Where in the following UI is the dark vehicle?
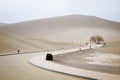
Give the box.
[46,53,53,60]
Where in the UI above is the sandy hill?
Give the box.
[0,15,120,42]
[0,23,7,27]
[0,15,120,54]
[0,32,74,54]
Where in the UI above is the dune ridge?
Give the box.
[0,15,120,54]
[0,32,75,54]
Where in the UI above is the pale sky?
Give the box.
[0,0,120,23]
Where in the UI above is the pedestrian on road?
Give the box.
[17,50,20,53]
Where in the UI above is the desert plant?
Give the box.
[90,35,104,44]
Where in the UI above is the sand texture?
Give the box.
[54,44,120,74]
[0,15,120,42]
[0,53,88,80]
[0,32,76,54]
[0,15,120,54]
[96,41,120,54]
[0,15,120,79]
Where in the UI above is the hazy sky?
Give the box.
[0,0,120,23]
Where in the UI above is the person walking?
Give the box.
[17,50,20,53]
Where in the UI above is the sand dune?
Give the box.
[0,15,120,42]
[0,32,37,54]
[0,15,120,80]
[0,15,120,53]
[0,23,7,27]
[0,32,75,54]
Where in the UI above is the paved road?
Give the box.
[29,44,120,80]
[0,50,87,80]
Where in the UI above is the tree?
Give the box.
[90,35,104,44]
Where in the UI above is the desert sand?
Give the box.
[0,15,120,42]
[54,48,120,74]
[0,23,7,26]
[0,15,120,80]
[53,40,120,75]
[96,41,120,54]
[0,32,77,54]
[0,53,87,80]
[0,15,120,53]
[0,15,120,54]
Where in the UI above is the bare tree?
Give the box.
[90,35,104,44]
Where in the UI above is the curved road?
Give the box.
[0,50,86,80]
[29,44,120,80]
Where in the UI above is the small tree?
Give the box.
[90,35,104,44]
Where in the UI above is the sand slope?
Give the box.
[96,41,120,54]
[0,32,75,54]
[0,15,120,53]
[0,15,120,42]
[0,32,37,54]
[0,15,120,80]
[0,52,87,80]
[0,23,7,27]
